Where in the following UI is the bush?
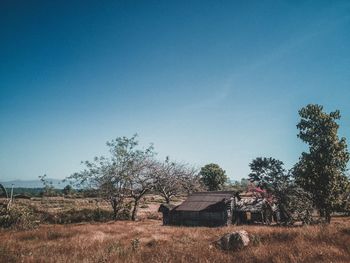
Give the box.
[42,208,115,224]
[145,212,161,220]
[0,205,38,230]
[116,203,131,220]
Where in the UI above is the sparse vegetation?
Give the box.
[1,104,349,262]
[0,204,38,230]
[0,217,349,263]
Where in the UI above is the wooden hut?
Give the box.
[159,191,234,227]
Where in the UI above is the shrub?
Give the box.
[116,202,131,220]
[145,212,161,220]
[0,205,38,230]
[46,208,115,224]
[131,238,140,251]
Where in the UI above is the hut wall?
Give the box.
[168,210,229,227]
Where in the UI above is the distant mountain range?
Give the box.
[1,179,66,189]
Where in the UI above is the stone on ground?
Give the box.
[216,230,250,251]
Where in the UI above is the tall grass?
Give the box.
[1,217,349,263]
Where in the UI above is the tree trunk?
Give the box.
[279,204,292,225]
[131,199,139,221]
[111,197,118,220]
[165,195,170,204]
[319,209,324,217]
[325,210,331,224]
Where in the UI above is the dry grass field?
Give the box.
[1,214,349,263]
[0,195,177,224]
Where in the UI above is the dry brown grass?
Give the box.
[0,195,181,225]
[1,217,349,263]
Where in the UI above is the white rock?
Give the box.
[216,230,250,251]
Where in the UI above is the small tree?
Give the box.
[199,163,227,191]
[39,174,56,197]
[294,104,350,223]
[69,134,156,221]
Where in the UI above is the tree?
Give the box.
[127,156,156,221]
[249,157,289,193]
[294,104,350,223]
[249,157,313,224]
[39,174,56,197]
[199,163,227,191]
[153,157,198,203]
[69,134,156,221]
[179,168,203,195]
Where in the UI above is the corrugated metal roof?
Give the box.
[235,197,267,212]
[174,191,234,212]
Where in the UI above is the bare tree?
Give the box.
[127,157,156,221]
[153,157,193,203]
[179,165,202,195]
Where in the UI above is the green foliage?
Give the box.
[294,104,350,222]
[279,185,314,224]
[39,174,57,197]
[341,178,350,215]
[69,134,156,221]
[249,157,289,193]
[199,163,228,191]
[249,157,313,224]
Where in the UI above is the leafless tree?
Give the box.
[179,166,203,195]
[153,157,202,203]
[127,157,157,221]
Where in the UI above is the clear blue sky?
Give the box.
[1,0,350,181]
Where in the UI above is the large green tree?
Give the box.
[199,163,227,191]
[294,104,349,223]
